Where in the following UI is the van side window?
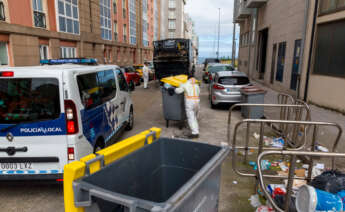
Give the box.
[77,73,103,109]
[98,70,117,102]
[117,70,128,91]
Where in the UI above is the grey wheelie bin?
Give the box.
[161,87,186,128]
[240,86,267,119]
[73,138,229,212]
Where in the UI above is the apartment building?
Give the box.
[0,0,160,67]
[299,0,345,112]
[160,0,185,39]
[234,0,345,113]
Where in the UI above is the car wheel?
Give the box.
[93,138,105,153]
[129,81,135,91]
[125,107,134,131]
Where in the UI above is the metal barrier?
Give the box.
[257,151,345,212]
[63,128,162,212]
[231,119,342,178]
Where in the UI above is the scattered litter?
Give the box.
[296,159,301,163]
[277,171,288,177]
[310,170,345,194]
[315,145,329,152]
[267,184,286,197]
[249,194,261,208]
[295,169,306,178]
[272,137,285,148]
[302,164,309,169]
[255,206,274,212]
[315,163,325,169]
[233,180,238,184]
[312,167,323,178]
[292,180,307,190]
[253,132,260,140]
[279,162,289,172]
[249,160,271,171]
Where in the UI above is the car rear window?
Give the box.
[0,78,60,124]
[219,77,250,85]
[209,65,234,73]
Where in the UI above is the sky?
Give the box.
[185,0,239,59]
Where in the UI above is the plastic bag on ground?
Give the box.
[310,170,345,194]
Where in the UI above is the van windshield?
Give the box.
[219,77,250,85]
[0,78,60,124]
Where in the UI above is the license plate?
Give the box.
[0,162,32,170]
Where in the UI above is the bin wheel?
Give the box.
[166,120,169,128]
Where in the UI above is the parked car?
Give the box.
[209,71,250,108]
[203,58,220,71]
[203,64,235,83]
[121,66,141,90]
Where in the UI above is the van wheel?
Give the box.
[94,139,105,153]
[125,107,134,131]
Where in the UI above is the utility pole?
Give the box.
[217,8,221,59]
[232,23,236,65]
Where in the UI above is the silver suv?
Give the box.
[209,71,250,108]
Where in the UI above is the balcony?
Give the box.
[246,0,267,8]
[234,0,252,23]
[34,11,46,28]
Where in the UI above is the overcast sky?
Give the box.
[185,0,238,58]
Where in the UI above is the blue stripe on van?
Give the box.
[0,114,67,137]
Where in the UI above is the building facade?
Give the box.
[160,0,185,39]
[0,0,160,67]
[234,0,345,113]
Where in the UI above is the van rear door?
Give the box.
[0,77,67,178]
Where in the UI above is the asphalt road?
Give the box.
[0,67,251,212]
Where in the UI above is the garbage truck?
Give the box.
[153,39,195,81]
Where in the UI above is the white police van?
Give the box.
[0,59,134,180]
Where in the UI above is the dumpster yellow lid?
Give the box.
[161,75,199,87]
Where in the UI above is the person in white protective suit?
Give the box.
[175,76,200,139]
[142,62,150,89]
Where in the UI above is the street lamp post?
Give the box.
[217,8,220,59]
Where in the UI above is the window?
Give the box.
[129,0,136,44]
[142,0,148,46]
[32,0,46,28]
[313,20,345,78]
[0,1,5,21]
[218,77,250,85]
[77,70,117,109]
[168,10,175,19]
[122,0,126,19]
[40,45,49,60]
[60,46,76,58]
[168,31,175,38]
[113,0,117,14]
[100,0,112,40]
[114,21,118,41]
[319,0,345,14]
[58,0,79,34]
[0,78,60,123]
[0,42,8,65]
[116,69,128,91]
[168,0,176,8]
[276,42,286,82]
[168,20,176,29]
[123,24,127,42]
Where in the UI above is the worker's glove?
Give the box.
[168,87,175,96]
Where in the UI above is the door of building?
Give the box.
[257,28,269,79]
[270,43,277,84]
[290,39,302,90]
